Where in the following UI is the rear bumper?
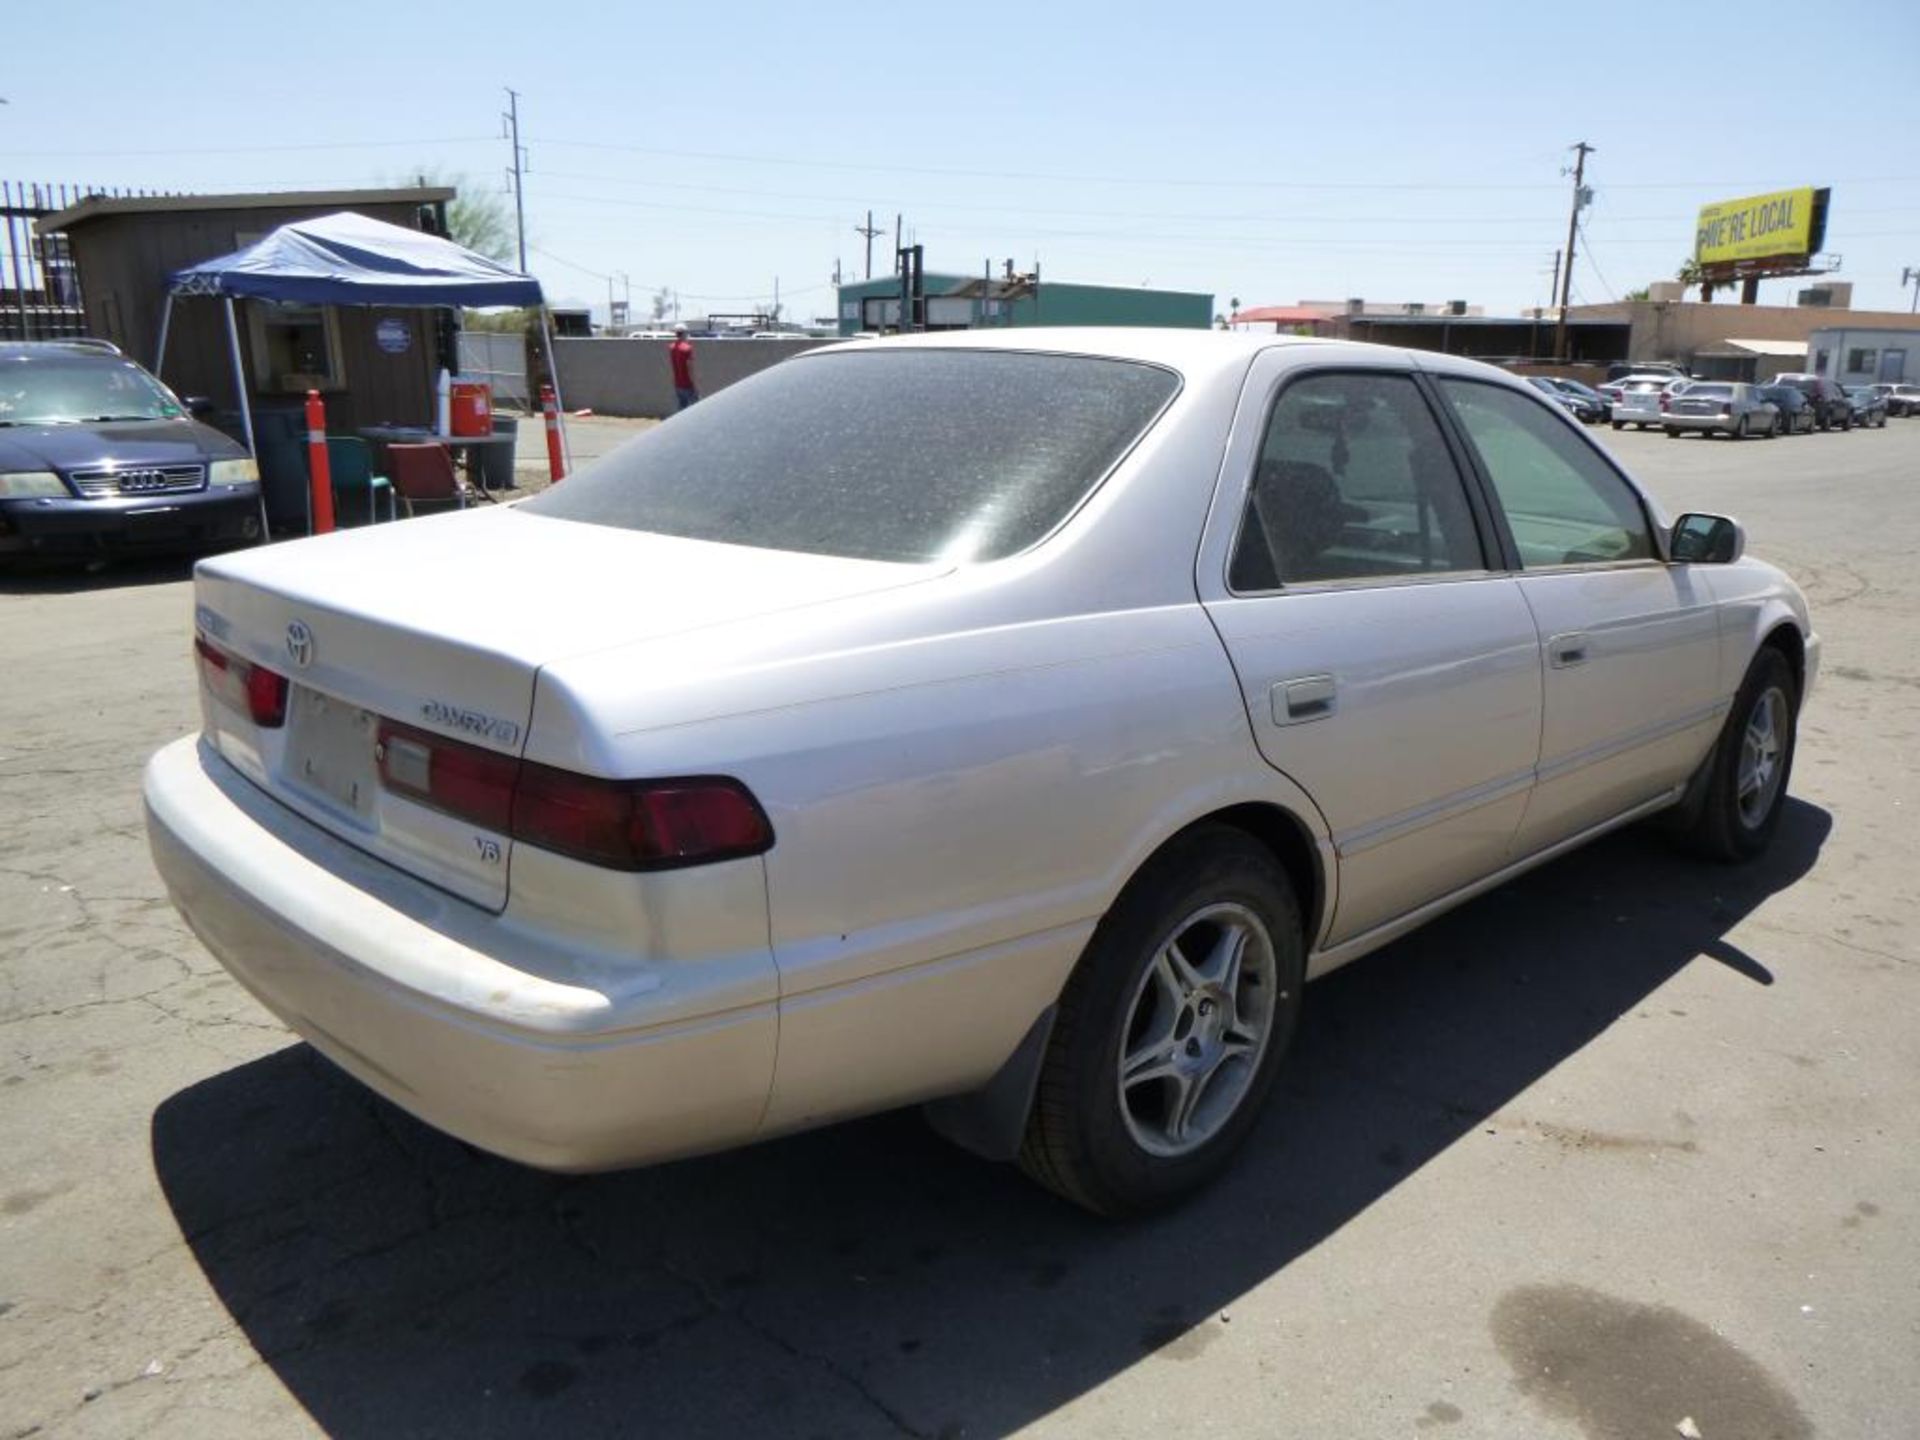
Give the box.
[143,735,777,1171]
[1662,414,1743,433]
[0,488,261,555]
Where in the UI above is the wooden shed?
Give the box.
[37,187,456,435]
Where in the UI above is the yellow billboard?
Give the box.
[1695,187,1818,266]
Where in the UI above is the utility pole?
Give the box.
[855,210,882,280]
[502,88,529,273]
[1554,142,1593,362]
[1904,266,1920,314]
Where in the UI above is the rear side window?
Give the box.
[522,350,1178,564]
[1439,379,1654,568]
[1229,371,1485,589]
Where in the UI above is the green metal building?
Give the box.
[836,270,1212,337]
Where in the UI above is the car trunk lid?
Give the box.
[192,507,935,910]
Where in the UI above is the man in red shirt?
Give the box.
[669,324,698,410]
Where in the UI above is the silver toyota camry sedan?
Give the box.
[145,330,1817,1216]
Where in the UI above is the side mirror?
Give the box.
[1670,512,1745,565]
[182,395,216,417]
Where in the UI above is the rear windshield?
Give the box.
[523,349,1180,563]
[1688,384,1734,398]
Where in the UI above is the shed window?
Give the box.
[247,301,346,394]
[1846,348,1876,374]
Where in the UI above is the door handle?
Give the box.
[1271,674,1336,725]
[1549,632,1591,668]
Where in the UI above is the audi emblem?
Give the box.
[118,469,170,493]
[285,620,315,669]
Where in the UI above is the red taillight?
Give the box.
[195,635,288,728]
[374,720,773,872]
[1659,394,1671,412]
[1720,405,1732,417]
[514,766,773,871]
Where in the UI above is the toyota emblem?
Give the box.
[285,620,315,669]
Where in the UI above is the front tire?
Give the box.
[1019,826,1305,1216]
[1679,647,1799,862]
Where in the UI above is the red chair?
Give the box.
[385,443,479,517]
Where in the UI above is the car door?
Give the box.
[1432,376,1723,857]
[1198,357,1543,948]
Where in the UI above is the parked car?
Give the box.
[1663,382,1779,439]
[1772,373,1854,430]
[1842,386,1889,428]
[144,331,1817,1217]
[0,340,262,563]
[1883,383,1920,418]
[1549,377,1612,422]
[1610,375,1691,430]
[1605,360,1690,383]
[1757,384,1817,435]
[1527,375,1605,423]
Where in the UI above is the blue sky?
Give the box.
[8,1,1918,322]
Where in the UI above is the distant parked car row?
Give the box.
[1571,367,1915,440]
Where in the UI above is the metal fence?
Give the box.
[457,329,530,410]
[1,181,160,341]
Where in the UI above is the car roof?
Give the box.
[804,326,1537,391]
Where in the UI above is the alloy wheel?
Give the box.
[1116,902,1278,1159]
[1736,686,1789,830]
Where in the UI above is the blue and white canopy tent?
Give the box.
[154,210,567,477]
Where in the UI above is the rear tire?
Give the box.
[1665,427,1680,438]
[1678,647,1799,863]
[1019,826,1305,1217]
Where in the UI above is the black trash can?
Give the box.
[479,415,519,493]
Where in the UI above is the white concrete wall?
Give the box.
[553,337,835,418]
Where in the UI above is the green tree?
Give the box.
[403,168,517,263]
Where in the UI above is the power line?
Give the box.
[1577,220,1618,302]
[18,136,496,158]
[529,137,1920,193]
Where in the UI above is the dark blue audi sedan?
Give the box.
[0,340,262,563]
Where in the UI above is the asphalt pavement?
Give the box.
[1,416,1915,1439]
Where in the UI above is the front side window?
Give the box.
[1439,379,1653,568]
[523,349,1178,564]
[1228,371,1485,590]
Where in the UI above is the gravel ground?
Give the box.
[0,415,1915,1440]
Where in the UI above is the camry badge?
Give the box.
[285,620,315,669]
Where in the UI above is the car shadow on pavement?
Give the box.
[151,800,1829,1439]
[0,554,196,595]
